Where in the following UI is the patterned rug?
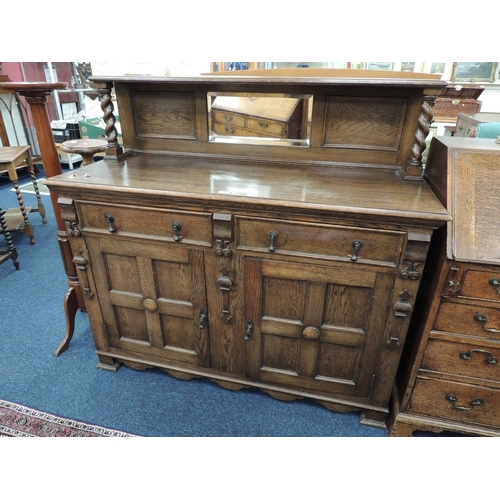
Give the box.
[0,399,137,437]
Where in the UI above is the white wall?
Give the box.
[477,85,500,112]
[90,62,211,77]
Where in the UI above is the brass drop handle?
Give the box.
[259,121,269,128]
[489,277,500,294]
[172,221,182,242]
[268,230,279,252]
[474,313,500,334]
[448,281,461,292]
[225,115,233,122]
[245,319,254,341]
[104,213,117,233]
[351,240,363,262]
[446,394,483,411]
[459,349,498,365]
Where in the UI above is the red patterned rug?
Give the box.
[0,399,137,437]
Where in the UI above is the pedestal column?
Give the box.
[0,82,85,356]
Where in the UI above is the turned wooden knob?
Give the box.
[302,326,320,340]
[143,298,158,312]
[61,139,108,166]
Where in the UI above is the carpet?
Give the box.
[0,399,137,437]
[10,178,50,196]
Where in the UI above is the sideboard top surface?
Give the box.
[90,69,446,88]
[45,153,450,225]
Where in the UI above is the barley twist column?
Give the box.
[401,87,442,180]
[96,81,127,159]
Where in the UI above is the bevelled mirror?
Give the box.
[207,92,313,147]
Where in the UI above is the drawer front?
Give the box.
[78,202,212,246]
[247,117,285,137]
[421,338,500,382]
[409,377,500,427]
[459,269,500,303]
[236,216,405,266]
[212,122,249,137]
[213,110,246,128]
[434,301,500,341]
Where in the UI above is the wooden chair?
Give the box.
[0,145,47,244]
[0,206,20,270]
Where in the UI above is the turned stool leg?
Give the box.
[0,206,20,270]
[11,178,35,245]
[27,153,47,224]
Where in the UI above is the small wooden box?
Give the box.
[433,85,484,123]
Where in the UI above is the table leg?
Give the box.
[54,286,78,356]
[11,178,35,244]
[0,206,20,270]
[27,154,47,223]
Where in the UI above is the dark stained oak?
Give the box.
[389,137,500,437]
[43,72,451,428]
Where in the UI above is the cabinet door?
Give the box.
[86,235,210,368]
[244,258,396,398]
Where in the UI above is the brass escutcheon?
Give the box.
[143,298,158,312]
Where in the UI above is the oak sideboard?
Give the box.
[44,69,449,428]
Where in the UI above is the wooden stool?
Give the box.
[0,206,20,270]
[0,145,47,245]
[61,139,108,167]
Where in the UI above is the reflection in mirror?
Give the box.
[207,93,312,147]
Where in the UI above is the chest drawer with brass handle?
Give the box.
[409,377,500,427]
[420,338,500,382]
[433,301,500,340]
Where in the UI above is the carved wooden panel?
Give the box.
[323,96,407,151]
[86,235,210,367]
[131,91,196,139]
[244,258,395,398]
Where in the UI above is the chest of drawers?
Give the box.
[455,112,500,137]
[211,96,303,139]
[389,137,500,436]
[44,70,449,429]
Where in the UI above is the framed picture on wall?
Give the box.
[429,62,446,74]
[366,62,394,71]
[451,62,499,82]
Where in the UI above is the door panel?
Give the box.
[86,235,210,367]
[245,258,395,398]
